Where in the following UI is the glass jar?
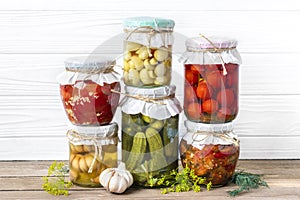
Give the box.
[67,123,118,187]
[120,85,182,186]
[182,36,242,123]
[58,56,121,125]
[123,16,175,87]
[180,120,240,186]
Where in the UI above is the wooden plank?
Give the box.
[1,160,299,177]
[0,160,299,199]
[0,11,299,53]
[0,0,299,11]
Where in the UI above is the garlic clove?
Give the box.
[154,63,166,77]
[154,49,169,62]
[78,156,89,172]
[99,169,114,189]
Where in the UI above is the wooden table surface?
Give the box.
[0,160,299,200]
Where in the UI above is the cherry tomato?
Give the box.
[185,70,198,84]
[217,107,232,122]
[216,89,235,107]
[184,83,197,103]
[202,99,219,114]
[196,81,211,100]
[225,63,238,74]
[205,71,223,89]
[186,102,202,120]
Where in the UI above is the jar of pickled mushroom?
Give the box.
[182,36,242,123]
[120,85,182,186]
[67,123,118,187]
[180,120,240,186]
[123,16,175,87]
[58,56,121,126]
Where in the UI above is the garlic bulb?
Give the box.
[99,163,133,194]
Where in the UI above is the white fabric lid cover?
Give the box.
[120,85,182,120]
[67,122,118,138]
[57,56,121,86]
[185,36,238,50]
[183,120,238,146]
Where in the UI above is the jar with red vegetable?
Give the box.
[182,36,242,123]
[180,120,240,186]
[58,57,121,126]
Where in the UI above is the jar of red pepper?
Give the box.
[58,56,121,126]
[180,120,240,186]
[182,36,242,123]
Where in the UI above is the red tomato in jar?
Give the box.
[196,81,211,100]
[185,70,198,85]
[205,71,224,89]
[184,83,197,103]
[216,89,235,107]
[226,72,238,88]
[186,102,202,120]
[202,99,219,114]
[225,63,238,74]
[217,107,232,122]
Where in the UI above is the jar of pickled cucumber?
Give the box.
[67,123,118,187]
[182,36,242,123]
[58,56,121,126]
[123,16,175,87]
[120,85,182,186]
[180,120,240,186]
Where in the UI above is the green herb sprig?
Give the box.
[148,167,212,194]
[42,161,73,196]
[228,170,269,197]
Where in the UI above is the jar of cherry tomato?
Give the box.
[123,16,175,87]
[58,56,121,126]
[180,120,240,186]
[183,36,242,123]
[120,85,182,186]
[67,123,118,187]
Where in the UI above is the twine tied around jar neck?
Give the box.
[111,89,175,105]
[66,64,122,75]
[191,130,239,146]
[124,26,172,57]
[186,34,237,76]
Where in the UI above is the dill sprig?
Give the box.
[228,170,269,197]
[148,167,212,194]
[42,161,73,196]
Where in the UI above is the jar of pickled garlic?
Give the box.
[182,36,242,123]
[67,123,118,187]
[180,120,239,186]
[58,56,121,125]
[123,16,175,87]
[120,85,182,186]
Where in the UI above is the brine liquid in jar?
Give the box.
[60,80,120,125]
[184,63,239,123]
[180,141,239,186]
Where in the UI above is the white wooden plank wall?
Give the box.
[0,0,300,160]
